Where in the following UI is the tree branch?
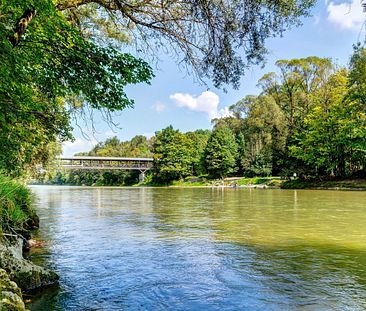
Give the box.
[9,9,37,47]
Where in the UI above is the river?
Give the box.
[27,186,366,310]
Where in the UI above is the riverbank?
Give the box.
[137,176,366,191]
[0,175,59,310]
[135,176,284,188]
[281,178,366,190]
[33,176,366,191]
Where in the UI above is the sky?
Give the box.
[63,0,366,156]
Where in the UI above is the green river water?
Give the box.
[28,186,366,310]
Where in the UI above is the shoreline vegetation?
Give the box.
[0,175,58,310]
[31,176,366,191]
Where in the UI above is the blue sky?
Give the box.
[63,0,366,156]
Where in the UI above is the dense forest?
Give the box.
[41,53,366,186]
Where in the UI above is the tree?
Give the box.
[152,126,194,182]
[253,57,341,176]
[289,70,348,177]
[0,0,153,175]
[348,44,366,107]
[346,45,366,175]
[259,57,334,131]
[235,132,246,175]
[86,135,153,158]
[288,48,366,178]
[286,48,366,178]
[204,127,238,178]
[229,95,256,119]
[241,95,287,176]
[55,0,315,88]
[185,129,211,177]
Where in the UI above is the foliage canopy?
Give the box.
[55,0,315,88]
[0,0,153,175]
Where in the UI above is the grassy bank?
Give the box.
[136,176,283,188]
[281,179,366,190]
[0,174,38,235]
[0,175,58,311]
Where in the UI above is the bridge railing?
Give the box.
[58,156,154,171]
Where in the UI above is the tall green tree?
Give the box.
[204,127,238,178]
[259,57,334,131]
[289,70,350,177]
[152,126,194,182]
[255,57,340,176]
[348,44,366,107]
[289,49,366,178]
[185,129,211,177]
[241,96,287,176]
[283,51,366,177]
[346,45,366,174]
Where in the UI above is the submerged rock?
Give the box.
[0,238,58,292]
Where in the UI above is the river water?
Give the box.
[27,186,366,310]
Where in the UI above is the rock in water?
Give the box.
[0,238,59,291]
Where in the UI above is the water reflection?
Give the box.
[28,186,366,310]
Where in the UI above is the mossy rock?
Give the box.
[0,269,26,311]
[0,240,58,291]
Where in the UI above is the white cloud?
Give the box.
[62,138,97,156]
[169,91,232,119]
[327,0,365,30]
[152,101,166,113]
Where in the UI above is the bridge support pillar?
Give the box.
[139,171,146,183]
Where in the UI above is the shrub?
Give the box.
[0,174,36,233]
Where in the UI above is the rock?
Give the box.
[0,268,26,311]
[4,240,23,261]
[0,239,59,292]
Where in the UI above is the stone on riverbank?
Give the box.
[0,238,58,293]
[0,268,26,311]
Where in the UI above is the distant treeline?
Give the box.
[42,52,366,185]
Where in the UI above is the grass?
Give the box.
[135,176,284,188]
[171,178,209,187]
[236,177,279,186]
[115,175,366,190]
[282,178,366,190]
[0,174,36,233]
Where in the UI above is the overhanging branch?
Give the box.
[9,8,37,47]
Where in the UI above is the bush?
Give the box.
[0,174,36,233]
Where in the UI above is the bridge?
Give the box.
[59,156,154,181]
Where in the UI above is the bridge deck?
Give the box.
[59,156,153,171]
